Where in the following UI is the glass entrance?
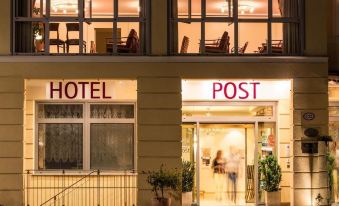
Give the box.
[199,124,255,206]
[182,102,277,206]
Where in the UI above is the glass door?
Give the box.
[197,124,255,206]
[182,124,198,204]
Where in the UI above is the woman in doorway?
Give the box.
[226,146,240,204]
[212,150,226,202]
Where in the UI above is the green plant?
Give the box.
[258,155,282,192]
[182,161,195,193]
[144,165,181,200]
[326,153,335,201]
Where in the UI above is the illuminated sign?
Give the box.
[212,82,260,99]
[48,81,112,99]
[182,80,291,101]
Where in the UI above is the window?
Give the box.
[13,0,148,55]
[36,102,136,171]
[170,0,304,55]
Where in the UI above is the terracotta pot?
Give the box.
[182,192,192,206]
[265,191,281,206]
[35,40,44,52]
[151,198,171,206]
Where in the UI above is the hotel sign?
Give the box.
[47,81,113,99]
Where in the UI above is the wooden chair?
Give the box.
[117,29,140,53]
[49,23,65,53]
[231,41,249,54]
[258,40,283,54]
[204,31,230,53]
[180,36,190,54]
[65,23,86,53]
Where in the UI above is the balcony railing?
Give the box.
[25,170,137,206]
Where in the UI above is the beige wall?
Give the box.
[0,77,24,206]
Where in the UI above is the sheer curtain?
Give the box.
[278,0,301,55]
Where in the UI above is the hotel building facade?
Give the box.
[0,0,336,206]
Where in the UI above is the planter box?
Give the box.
[151,198,171,206]
[182,192,192,206]
[265,191,281,206]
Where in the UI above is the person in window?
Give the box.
[226,146,240,204]
[212,150,226,202]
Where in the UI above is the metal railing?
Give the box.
[25,170,137,206]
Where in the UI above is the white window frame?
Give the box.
[34,100,137,173]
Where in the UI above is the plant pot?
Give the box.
[182,192,193,206]
[151,198,171,206]
[35,40,44,52]
[265,191,281,206]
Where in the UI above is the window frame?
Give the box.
[12,0,150,55]
[34,101,137,173]
[169,0,305,56]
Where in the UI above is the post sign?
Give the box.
[182,80,291,101]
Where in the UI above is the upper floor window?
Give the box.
[13,0,148,55]
[169,0,304,55]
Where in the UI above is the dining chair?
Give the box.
[65,23,87,53]
[180,36,190,54]
[49,23,65,53]
[204,31,230,53]
[117,29,140,53]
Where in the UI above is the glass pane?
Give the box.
[199,124,247,205]
[239,23,267,54]
[330,106,339,117]
[177,0,201,18]
[239,0,267,19]
[178,22,200,54]
[38,104,83,118]
[273,0,300,18]
[117,22,141,54]
[85,0,114,18]
[15,21,45,53]
[206,0,233,17]
[182,124,198,203]
[51,0,79,17]
[90,124,134,170]
[83,22,114,54]
[272,23,300,55]
[90,104,134,119]
[33,0,46,17]
[119,0,140,17]
[182,105,273,118]
[38,123,83,170]
[205,22,234,54]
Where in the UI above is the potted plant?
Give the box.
[145,165,181,206]
[33,22,44,52]
[182,161,195,206]
[259,155,282,206]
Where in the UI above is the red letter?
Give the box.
[65,82,78,99]
[78,82,89,99]
[224,82,237,99]
[213,82,223,99]
[238,82,249,99]
[250,82,260,99]
[91,82,100,99]
[102,82,112,99]
[50,82,62,99]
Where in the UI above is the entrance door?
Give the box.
[198,124,255,206]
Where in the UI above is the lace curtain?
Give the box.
[38,124,83,169]
[90,124,134,170]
